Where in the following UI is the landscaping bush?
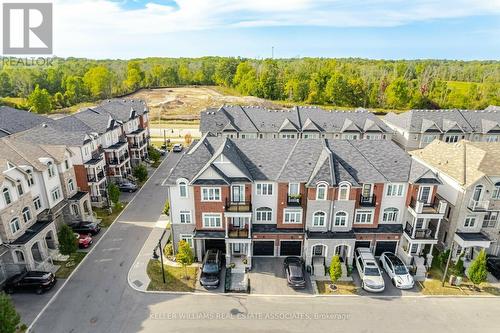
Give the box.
[329,255,342,285]
[133,164,148,183]
[468,249,488,288]
[176,240,194,280]
[148,146,161,163]
[107,183,120,206]
[0,292,21,333]
[58,224,78,255]
[436,249,450,269]
[184,133,193,146]
[163,200,170,215]
[164,243,173,257]
[451,254,465,277]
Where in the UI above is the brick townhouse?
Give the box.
[164,136,447,279]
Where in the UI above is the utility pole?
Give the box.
[442,242,455,286]
[163,129,167,149]
[271,46,274,59]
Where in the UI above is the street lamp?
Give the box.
[158,238,166,284]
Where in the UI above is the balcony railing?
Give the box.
[225,199,252,212]
[359,194,376,207]
[108,152,130,165]
[409,196,447,214]
[131,141,146,149]
[287,195,302,206]
[404,222,435,239]
[87,171,105,183]
[468,199,489,212]
[228,228,249,238]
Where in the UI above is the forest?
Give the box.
[0,57,498,113]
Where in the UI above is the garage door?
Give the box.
[253,241,275,256]
[374,241,397,256]
[279,241,302,256]
[355,241,371,250]
[205,239,226,254]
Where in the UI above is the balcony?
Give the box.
[108,152,130,166]
[404,222,435,239]
[228,228,249,238]
[468,199,489,212]
[225,199,252,212]
[287,195,302,206]
[87,171,105,183]
[130,140,146,149]
[409,197,447,215]
[359,194,376,207]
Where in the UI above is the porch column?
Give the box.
[426,244,434,268]
[225,242,231,266]
[225,217,229,238]
[247,242,252,268]
[247,217,251,239]
[435,218,442,240]
[411,218,417,238]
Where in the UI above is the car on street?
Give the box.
[379,252,414,289]
[118,180,138,192]
[172,144,183,153]
[4,271,57,294]
[355,248,385,293]
[199,249,222,289]
[76,233,93,248]
[486,255,500,280]
[284,256,307,289]
[69,221,101,235]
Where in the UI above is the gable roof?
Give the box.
[0,106,54,137]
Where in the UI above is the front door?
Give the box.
[233,243,241,254]
[232,185,244,203]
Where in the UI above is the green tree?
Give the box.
[125,61,145,91]
[133,164,148,182]
[451,254,465,277]
[58,224,78,255]
[329,255,342,285]
[0,71,13,97]
[214,58,239,87]
[385,77,411,108]
[467,249,488,288]
[0,292,21,333]
[28,85,51,113]
[63,75,86,104]
[148,146,161,163]
[83,66,113,99]
[53,92,65,109]
[176,240,194,279]
[107,183,120,206]
[233,61,258,95]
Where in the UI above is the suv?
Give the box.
[199,249,222,289]
[69,221,101,235]
[4,271,57,294]
[355,248,385,292]
[380,252,414,289]
[172,144,183,153]
[284,257,306,289]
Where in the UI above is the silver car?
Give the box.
[380,252,414,289]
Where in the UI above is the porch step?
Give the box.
[232,267,246,274]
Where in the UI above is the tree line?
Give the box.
[0,57,498,113]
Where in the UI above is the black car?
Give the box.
[200,249,222,289]
[69,221,101,235]
[4,271,57,294]
[284,257,306,289]
[486,255,500,280]
[118,180,138,192]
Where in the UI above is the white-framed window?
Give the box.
[316,183,327,200]
[366,133,382,140]
[386,184,404,197]
[180,211,192,224]
[334,211,347,226]
[303,133,319,139]
[464,216,476,228]
[284,209,302,224]
[256,207,272,222]
[280,133,296,139]
[65,159,70,170]
[201,187,221,201]
[178,181,188,198]
[51,187,61,201]
[47,162,56,177]
[288,183,300,196]
[203,213,222,228]
[3,188,12,205]
[485,135,500,143]
[33,196,42,211]
[68,179,75,192]
[312,211,326,227]
[483,212,498,228]
[382,207,399,222]
[22,207,32,223]
[10,217,21,234]
[422,135,437,143]
[256,183,273,195]
[492,182,500,199]
[342,133,359,140]
[180,234,194,247]
[17,183,23,196]
[418,186,432,203]
[444,135,460,143]
[338,183,350,200]
[26,170,34,186]
[14,250,25,263]
[355,210,373,224]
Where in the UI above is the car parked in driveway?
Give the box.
[4,271,57,294]
[76,233,93,249]
[486,255,500,280]
[355,248,385,293]
[69,221,101,235]
[380,252,414,289]
[118,180,138,192]
[284,256,306,289]
[199,249,222,289]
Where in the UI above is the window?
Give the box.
[410,244,419,255]
[288,183,300,196]
[313,245,324,256]
[33,196,42,211]
[366,133,382,140]
[180,211,192,224]
[334,211,347,226]
[3,188,12,205]
[179,181,188,198]
[22,207,31,223]
[26,170,34,186]
[14,250,25,262]
[486,135,499,143]
[17,183,23,196]
[382,207,399,222]
[303,133,319,139]
[280,133,296,139]
[316,184,327,200]
[312,211,326,227]
[355,210,373,224]
[422,135,437,143]
[284,209,302,224]
[256,207,272,222]
[464,216,476,228]
[68,179,75,192]
[51,187,61,201]
[493,182,500,199]
[201,187,221,201]
[256,183,273,195]
[342,133,359,140]
[338,183,350,200]
[10,217,20,234]
[180,234,193,247]
[47,162,55,177]
[483,212,498,228]
[386,184,404,197]
[65,159,70,170]
[418,186,431,203]
[203,214,222,228]
[444,135,460,143]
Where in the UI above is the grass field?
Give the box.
[54,252,87,279]
[316,280,359,295]
[147,260,198,292]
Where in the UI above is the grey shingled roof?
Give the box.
[13,123,91,147]
[0,106,54,136]
[92,99,149,122]
[66,108,117,134]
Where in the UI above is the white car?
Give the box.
[380,252,415,289]
[355,248,385,293]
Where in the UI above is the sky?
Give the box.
[45,0,500,59]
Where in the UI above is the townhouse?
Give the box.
[164,136,445,279]
[0,137,93,284]
[200,105,392,140]
[0,106,54,138]
[383,108,500,151]
[411,140,500,264]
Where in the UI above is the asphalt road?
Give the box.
[28,152,500,333]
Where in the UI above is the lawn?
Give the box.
[146,260,198,292]
[94,202,127,228]
[316,280,359,295]
[54,252,87,279]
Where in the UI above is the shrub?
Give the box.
[107,183,120,206]
[148,146,161,163]
[451,254,465,277]
[58,224,78,255]
[468,250,488,287]
[184,133,192,146]
[329,255,342,284]
[133,164,148,182]
[163,201,170,215]
[0,292,21,333]
[176,240,194,279]
[164,243,173,256]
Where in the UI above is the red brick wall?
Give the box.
[276,183,304,229]
[406,184,418,207]
[74,165,89,192]
[245,184,252,202]
[194,185,229,230]
[372,183,384,225]
[139,114,149,130]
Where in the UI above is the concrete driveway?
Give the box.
[249,258,313,295]
[194,267,226,294]
[352,267,422,297]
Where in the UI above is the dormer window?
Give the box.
[316,184,327,200]
[338,183,350,200]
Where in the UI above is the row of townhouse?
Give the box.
[383,106,500,150]
[4,99,151,206]
[200,105,392,140]
[164,136,448,278]
[0,137,93,284]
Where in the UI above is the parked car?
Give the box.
[172,144,183,153]
[69,221,101,235]
[486,255,500,280]
[154,147,167,156]
[4,271,57,294]
[118,180,138,192]
[284,256,307,289]
[76,233,93,249]
[199,249,222,289]
[355,248,385,293]
[380,252,414,289]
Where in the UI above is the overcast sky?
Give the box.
[47,0,500,59]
